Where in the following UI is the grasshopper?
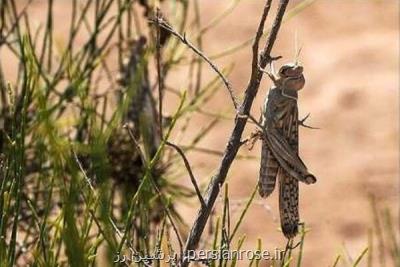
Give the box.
[258,62,317,239]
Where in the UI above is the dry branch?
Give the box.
[149,16,238,110]
[180,0,290,265]
[155,9,164,139]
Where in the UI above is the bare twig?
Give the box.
[181,145,258,160]
[166,141,205,207]
[71,149,95,192]
[149,16,238,110]
[180,0,289,265]
[155,9,164,139]
[237,113,264,130]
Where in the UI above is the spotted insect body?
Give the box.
[259,63,316,239]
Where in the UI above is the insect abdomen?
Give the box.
[279,170,299,239]
[259,138,279,198]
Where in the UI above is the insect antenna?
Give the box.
[294,29,303,66]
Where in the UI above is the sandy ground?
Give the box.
[2,0,399,266]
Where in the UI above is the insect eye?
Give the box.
[280,67,291,76]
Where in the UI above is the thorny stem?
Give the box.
[180,1,289,265]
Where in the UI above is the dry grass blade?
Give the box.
[166,141,205,207]
[352,247,369,267]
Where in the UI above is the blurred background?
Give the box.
[1,0,398,266]
[172,1,399,266]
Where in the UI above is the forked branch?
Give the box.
[180,0,290,265]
